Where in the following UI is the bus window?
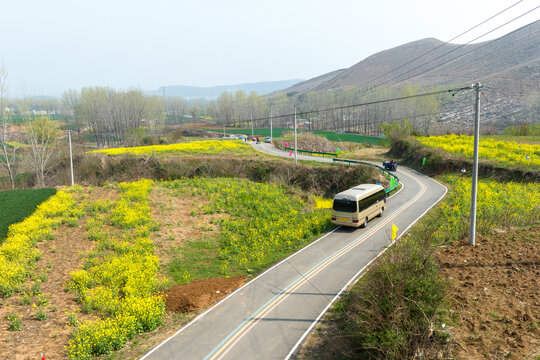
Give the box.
[333,198,357,212]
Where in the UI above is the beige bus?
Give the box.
[331,184,386,228]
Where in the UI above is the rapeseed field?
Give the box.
[417,134,540,169]
[91,139,254,156]
[433,175,540,244]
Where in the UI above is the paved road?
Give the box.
[141,144,447,360]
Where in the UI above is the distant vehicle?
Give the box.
[229,134,238,139]
[264,137,271,143]
[331,184,386,228]
[250,136,256,141]
[383,160,397,171]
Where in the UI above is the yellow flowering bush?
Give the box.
[417,134,540,169]
[433,175,540,243]
[91,139,254,156]
[0,191,76,297]
[67,179,166,359]
[313,196,333,209]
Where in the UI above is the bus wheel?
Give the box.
[361,217,368,228]
[378,208,384,217]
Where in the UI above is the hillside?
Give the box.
[284,69,346,93]
[149,79,304,99]
[284,20,540,130]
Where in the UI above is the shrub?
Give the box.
[337,236,446,359]
[7,312,22,331]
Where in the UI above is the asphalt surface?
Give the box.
[141,143,447,360]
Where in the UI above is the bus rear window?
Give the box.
[333,198,357,212]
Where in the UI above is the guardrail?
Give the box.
[332,158,400,194]
[284,147,337,157]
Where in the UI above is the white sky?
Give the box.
[1,0,538,97]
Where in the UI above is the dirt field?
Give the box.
[437,226,539,359]
[0,185,249,359]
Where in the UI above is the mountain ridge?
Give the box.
[282,20,540,129]
[148,79,304,99]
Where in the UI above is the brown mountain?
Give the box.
[286,20,540,130]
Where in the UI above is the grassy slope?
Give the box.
[0,188,57,241]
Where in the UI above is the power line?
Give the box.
[387,7,540,88]
[360,0,525,88]
[229,7,538,131]
[333,8,539,106]
[242,86,473,124]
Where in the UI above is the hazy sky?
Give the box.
[1,0,538,96]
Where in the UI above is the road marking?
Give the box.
[284,171,448,359]
[140,228,342,360]
[204,174,426,360]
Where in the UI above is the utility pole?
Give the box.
[68,130,74,186]
[294,107,298,164]
[251,114,254,137]
[270,107,273,143]
[469,83,481,246]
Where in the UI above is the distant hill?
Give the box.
[149,79,304,99]
[282,20,540,130]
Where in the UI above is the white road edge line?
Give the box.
[283,173,448,360]
[140,145,406,360]
[140,227,341,359]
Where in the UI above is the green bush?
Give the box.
[336,236,446,359]
[7,312,22,331]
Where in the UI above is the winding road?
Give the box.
[141,143,447,360]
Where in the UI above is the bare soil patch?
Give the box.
[149,184,225,267]
[436,226,539,359]
[163,276,247,313]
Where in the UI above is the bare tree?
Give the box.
[165,96,187,125]
[25,115,59,188]
[0,64,20,189]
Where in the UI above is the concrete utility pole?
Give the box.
[68,130,74,186]
[270,107,273,143]
[294,107,298,164]
[469,83,481,246]
[251,114,254,137]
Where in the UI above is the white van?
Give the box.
[331,184,386,228]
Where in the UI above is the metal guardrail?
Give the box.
[284,147,337,157]
[332,158,400,194]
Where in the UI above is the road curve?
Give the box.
[141,143,447,360]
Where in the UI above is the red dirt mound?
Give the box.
[164,276,247,313]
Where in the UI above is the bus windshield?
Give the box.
[333,198,357,212]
